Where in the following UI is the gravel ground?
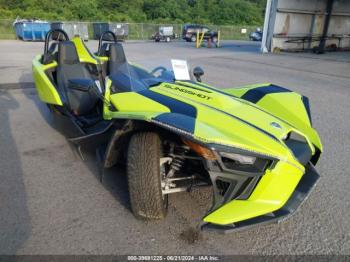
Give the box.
[0,40,349,255]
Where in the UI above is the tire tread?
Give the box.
[127,132,167,220]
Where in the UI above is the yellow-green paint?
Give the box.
[32,37,101,106]
[257,93,322,152]
[32,55,63,105]
[224,83,271,97]
[110,92,171,113]
[103,78,113,120]
[150,83,305,166]
[32,42,322,226]
[204,161,304,225]
[224,84,322,152]
[72,37,99,64]
[98,56,109,62]
[102,79,169,122]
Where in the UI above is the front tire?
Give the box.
[127,132,168,220]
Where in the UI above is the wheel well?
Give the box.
[103,120,211,195]
[103,120,194,168]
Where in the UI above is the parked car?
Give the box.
[182,24,218,43]
[249,28,263,41]
[151,26,176,42]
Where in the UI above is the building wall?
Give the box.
[263,0,350,52]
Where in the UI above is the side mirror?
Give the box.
[68,79,94,92]
[193,66,204,82]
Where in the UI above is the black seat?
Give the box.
[57,41,99,116]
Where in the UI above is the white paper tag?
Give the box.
[171,59,190,81]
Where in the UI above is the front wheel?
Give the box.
[127,132,168,220]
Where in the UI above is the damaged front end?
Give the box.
[195,133,321,233]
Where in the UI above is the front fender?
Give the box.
[224,84,322,152]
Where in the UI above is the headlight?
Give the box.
[219,152,256,165]
[219,151,272,174]
[183,139,217,160]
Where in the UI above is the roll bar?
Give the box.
[97,31,117,56]
[44,29,69,56]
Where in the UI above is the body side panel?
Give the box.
[72,37,99,64]
[32,55,62,105]
[224,84,322,151]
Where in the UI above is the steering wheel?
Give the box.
[151,66,167,76]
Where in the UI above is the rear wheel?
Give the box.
[127,132,168,220]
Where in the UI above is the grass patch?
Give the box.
[0,20,16,39]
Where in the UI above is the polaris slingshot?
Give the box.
[32,30,323,233]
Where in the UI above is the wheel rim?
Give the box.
[160,166,169,209]
[160,157,171,205]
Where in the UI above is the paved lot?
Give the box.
[0,40,350,255]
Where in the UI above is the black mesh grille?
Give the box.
[215,179,231,196]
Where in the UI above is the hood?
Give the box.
[146,81,315,165]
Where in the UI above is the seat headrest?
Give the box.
[109,43,126,64]
[58,41,80,65]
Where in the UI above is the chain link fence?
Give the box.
[0,19,261,41]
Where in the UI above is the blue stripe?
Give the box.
[302,96,312,125]
[138,89,277,142]
[154,113,195,133]
[177,82,279,141]
[138,89,197,133]
[241,85,291,103]
[138,90,197,118]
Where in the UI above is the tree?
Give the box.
[0,0,266,25]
